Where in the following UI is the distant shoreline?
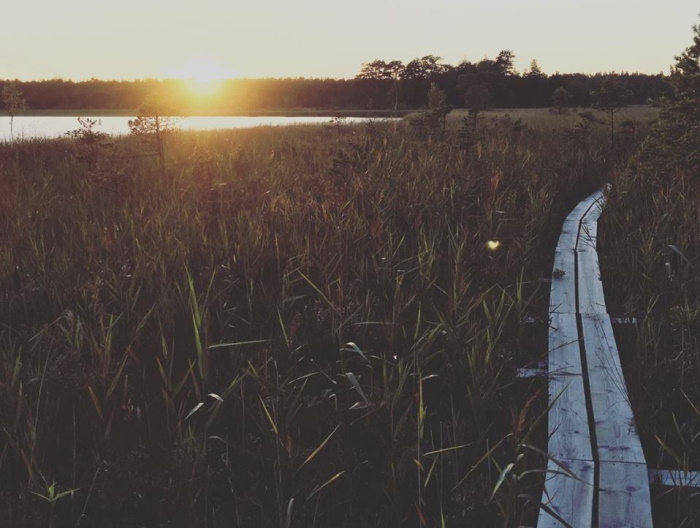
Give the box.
[0,108,413,118]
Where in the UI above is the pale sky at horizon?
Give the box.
[2,1,698,81]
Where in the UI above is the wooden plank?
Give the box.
[580,313,645,464]
[579,199,604,238]
[576,190,652,527]
[549,314,583,375]
[579,220,599,248]
[538,459,595,528]
[549,246,576,314]
[649,469,700,488]
[540,193,599,527]
[517,367,547,378]
[599,461,653,527]
[550,243,577,314]
[561,220,581,237]
[577,240,607,314]
[547,314,591,462]
[566,192,602,222]
[548,373,592,462]
[550,190,604,315]
[581,193,605,221]
[611,317,638,325]
[578,199,604,242]
[577,197,607,315]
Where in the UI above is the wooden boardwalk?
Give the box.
[538,189,652,528]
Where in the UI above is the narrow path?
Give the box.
[538,189,652,528]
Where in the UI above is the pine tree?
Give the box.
[591,74,630,149]
[2,81,28,141]
[550,86,573,114]
[671,17,700,100]
[641,16,700,177]
[128,92,179,180]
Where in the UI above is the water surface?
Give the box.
[0,115,381,142]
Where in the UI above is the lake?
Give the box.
[0,115,386,142]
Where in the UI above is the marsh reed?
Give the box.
[0,114,641,527]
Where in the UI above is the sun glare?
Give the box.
[165,57,238,99]
[187,78,222,98]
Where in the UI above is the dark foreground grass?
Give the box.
[0,115,637,527]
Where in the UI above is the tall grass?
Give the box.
[598,109,700,526]
[0,114,636,526]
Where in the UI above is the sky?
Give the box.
[1,0,698,81]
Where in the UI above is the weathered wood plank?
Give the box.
[538,459,595,528]
[576,191,652,527]
[581,195,605,222]
[579,221,600,250]
[549,313,583,376]
[578,197,607,315]
[580,218,600,239]
[599,461,653,527]
[649,469,700,488]
[548,373,591,462]
[611,317,638,325]
[550,190,604,315]
[541,192,599,528]
[517,367,547,378]
[577,240,607,314]
[567,192,603,221]
[550,221,577,315]
[548,313,591,462]
[580,313,645,464]
[550,244,577,314]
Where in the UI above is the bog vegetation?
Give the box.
[0,108,622,527]
[1,20,700,528]
[598,19,700,527]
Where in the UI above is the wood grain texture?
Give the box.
[599,461,652,527]
[578,196,606,315]
[550,243,577,314]
[538,459,595,528]
[548,313,591,461]
[581,313,645,464]
[577,242,607,314]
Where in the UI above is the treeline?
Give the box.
[0,78,375,113]
[1,51,673,112]
[353,52,672,109]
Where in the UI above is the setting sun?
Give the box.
[186,78,223,98]
[165,57,238,98]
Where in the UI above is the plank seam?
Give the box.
[575,194,602,528]
[576,313,600,528]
